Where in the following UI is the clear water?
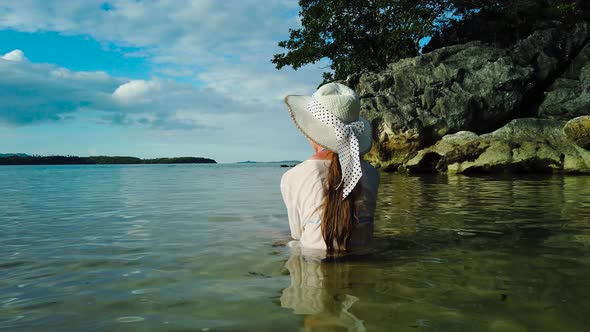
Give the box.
[1,164,589,331]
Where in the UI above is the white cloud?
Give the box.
[0,1,324,160]
[1,49,27,62]
[0,49,264,129]
[0,49,119,124]
[0,0,323,105]
[113,79,161,103]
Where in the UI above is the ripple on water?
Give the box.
[1,166,590,331]
[131,288,158,294]
[116,316,145,323]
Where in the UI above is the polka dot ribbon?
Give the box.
[308,98,365,199]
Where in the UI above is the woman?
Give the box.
[281,83,380,254]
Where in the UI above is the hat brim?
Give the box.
[285,95,372,155]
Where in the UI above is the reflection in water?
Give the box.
[281,252,366,332]
[1,165,590,331]
[279,174,590,331]
[376,174,590,240]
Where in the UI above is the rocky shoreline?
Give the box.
[343,23,590,174]
[402,117,590,174]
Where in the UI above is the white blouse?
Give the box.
[280,159,380,251]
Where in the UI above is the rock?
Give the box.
[537,60,590,119]
[531,23,590,120]
[537,77,589,119]
[510,23,590,81]
[348,23,590,170]
[562,42,590,80]
[564,116,590,149]
[402,119,590,174]
[355,42,535,170]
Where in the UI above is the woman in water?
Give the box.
[281,82,380,254]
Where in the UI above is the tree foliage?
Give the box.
[272,0,450,82]
[273,0,589,82]
[426,0,590,52]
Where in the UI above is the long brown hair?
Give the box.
[320,152,361,254]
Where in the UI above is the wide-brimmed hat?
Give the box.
[284,83,372,154]
[284,83,372,199]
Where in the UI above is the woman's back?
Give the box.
[281,159,380,251]
[281,82,380,253]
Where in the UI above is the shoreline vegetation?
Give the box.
[0,155,217,165]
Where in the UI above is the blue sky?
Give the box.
[0,1,435,163]
[0,1,330,163]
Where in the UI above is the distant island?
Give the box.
[0,154,217,165]
[0,153,29,157]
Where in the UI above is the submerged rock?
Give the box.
[401,119,590,174]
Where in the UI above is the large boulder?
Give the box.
[509,23,590,82]
[402,118,590,174]
[537,25,590,120]
[537,37,590,120]
[537,76,590,119]
[354,42,534,170]
[564,116,590,149]
[350,23,590,170]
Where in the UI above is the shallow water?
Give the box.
[1,164,589,331]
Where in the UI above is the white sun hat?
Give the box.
[284,82,373,198]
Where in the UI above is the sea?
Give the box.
[1,163,590,331]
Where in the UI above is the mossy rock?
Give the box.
[403,118,590,174]
[564,116,590,150]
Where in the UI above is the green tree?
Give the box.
[272,0,450,82]
[273,0,589,82]
[425,0,589,52]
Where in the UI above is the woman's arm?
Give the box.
[281,174,302,240]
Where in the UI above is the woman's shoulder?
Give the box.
[281,160,328,186]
